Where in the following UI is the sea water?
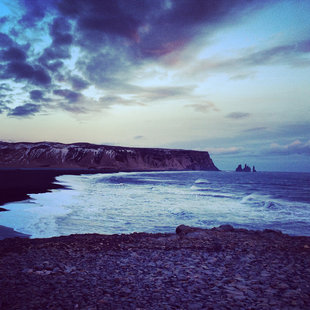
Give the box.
[1,171,310,238]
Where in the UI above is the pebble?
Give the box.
[0,225,309,309]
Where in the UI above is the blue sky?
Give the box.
[0,0,309,171]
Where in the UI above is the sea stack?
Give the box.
[235,164,253,172]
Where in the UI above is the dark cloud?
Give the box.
[39,46,71,63]
[8,103,41,117]
[50,17,73,46]
[2,61,51,85]
[0,17,8,26]
[53,89,82,103]
[1,47,27,62]
[52,0,268,60]
[37,17,72,73]
[18,0,55,27]
[226,112,250,119]
[0,32,14,46]
[137,0,267,58]
[58,0,140,40]
[70,76,90,91]
[76,51,132,87]
[30,90,45,102]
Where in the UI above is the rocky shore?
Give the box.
[1,225,310,309]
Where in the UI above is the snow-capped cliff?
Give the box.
[0,142,219,171]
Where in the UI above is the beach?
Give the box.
[0,225,310,309]
[1,170,310,309]
[0,168,117,206]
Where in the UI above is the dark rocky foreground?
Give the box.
[1,225,310,309]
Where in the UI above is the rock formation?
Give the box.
[235,164,252,172]
[0,142,219,171]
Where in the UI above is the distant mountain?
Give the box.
[0,142,219,171]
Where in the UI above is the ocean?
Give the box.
[1,171,310,238]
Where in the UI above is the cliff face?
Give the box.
[0,142,219,171]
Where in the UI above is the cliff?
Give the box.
[0,142,219,171]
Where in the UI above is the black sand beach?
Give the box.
[0,168,118,206]
[0,168,116,239]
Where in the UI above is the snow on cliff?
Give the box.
[0,142,219,171]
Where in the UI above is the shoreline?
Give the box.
[0,225,31,240]
[0,168,119,206]
[1,224,309,309]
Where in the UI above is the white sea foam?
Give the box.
[1,171,310,237]
[194,178,210,184]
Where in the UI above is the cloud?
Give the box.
[184,39,310,79]
[8,103,41,117]
[0,83,12,92]
[1,0,305,121]
[243,40,310,67]
[243,127,267,132]
[99,95,143,109]
[18,0,56,27]
[29,90,51,102]
[134,135,144,140]
[138,86,194,102]
[70,76,90,91]
[53,89,82,103]
[0,32,14,46]
[226,112,250,119]
[49,17,73,46]
[229,72,255,80]
[268,140,310,155]
[207,146,244,155]
[1,47,27,62]
[0,101,9,114]
[1,61,51,85]
[185,101,218,113]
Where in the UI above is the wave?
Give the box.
[240,193,282,210]
[194,178,210,184]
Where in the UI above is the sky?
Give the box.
[0,0,310,172]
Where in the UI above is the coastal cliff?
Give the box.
[0,142,218,171]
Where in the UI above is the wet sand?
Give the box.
[0,225,30,240]
[0,168,117,206]
[0,168,118,240]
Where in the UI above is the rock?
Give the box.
[235,164,252,172]
[176,225,197,235]
[0,224,309,310]
[263,229,283,235]
[215,225,235,232]
[236,164,243,172]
